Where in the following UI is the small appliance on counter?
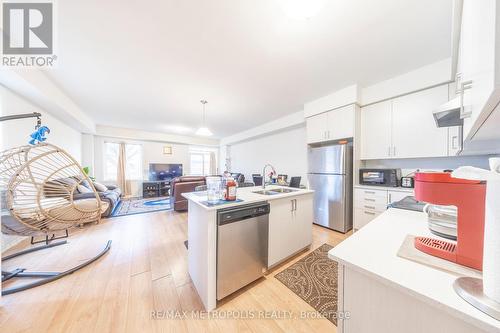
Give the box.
[359,168,400,187]
[413,172,486,271]
[400,176,415,188]
[424,203,457,240]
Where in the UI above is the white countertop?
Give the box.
[354,184,414,192]
[328,208,500,332]
[182,185,314,211]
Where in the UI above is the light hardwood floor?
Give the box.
[0,210,350,333]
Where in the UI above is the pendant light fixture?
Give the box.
[196,100,213,136]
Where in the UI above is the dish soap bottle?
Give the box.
[224,177,237,201]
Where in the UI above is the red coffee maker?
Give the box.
[414,172,486,271]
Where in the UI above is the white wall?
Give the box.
[0,85,83,252]
[229,125,308,185]
[0,86,83,162]
[92,135,218,197]
[93,137,190,181]
[0,68,96,133]
[360,58,452,105]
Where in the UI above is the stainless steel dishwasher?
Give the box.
[217,202,269,300]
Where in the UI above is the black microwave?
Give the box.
[359,168,401,187]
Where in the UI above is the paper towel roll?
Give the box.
[483,179,500,303]
[490,157,500,173]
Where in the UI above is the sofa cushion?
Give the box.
[93,182,108,192]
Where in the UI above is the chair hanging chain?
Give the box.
[36,115,42,130]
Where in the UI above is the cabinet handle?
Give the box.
[294,199,297,211]
[364,191,376,194]
[392,146,396,157]
[388,193,392,203]
[364,198,376,202]
[364,211,376,215]
[364,205,375,209]
[451,135,458,150]
[388,146,391,157]
[291,200,294,212]
[458,80,473,119]
[455,72,462,95]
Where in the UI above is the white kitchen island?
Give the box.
[182,185,314,311]
[329,208,500,333]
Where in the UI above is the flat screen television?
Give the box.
[149,163,183,181]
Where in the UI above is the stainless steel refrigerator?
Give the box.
[307,142,353,233]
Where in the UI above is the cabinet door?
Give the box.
[306,113,328,144]
[326,105,355,141]
[448,126,462,156]
[460,0,497,140]
[360,101,392,159]
[354,208,382,230]
[292,194,313,251]
[268,197,295,267]
[391,85,449,158]
[387,190,413,205]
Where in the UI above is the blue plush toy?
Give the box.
[29,126,51,145]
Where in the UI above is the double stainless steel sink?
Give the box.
[252,188,297,195]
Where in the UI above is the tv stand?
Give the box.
[143,180,170,198]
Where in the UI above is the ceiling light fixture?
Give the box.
[196,100,213,136]
[280,0,325,20]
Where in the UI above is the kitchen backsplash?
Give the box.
[363,155,499,177]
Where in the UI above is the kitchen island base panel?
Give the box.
[267,245,311,270]
[338,265,487,333]
[187,200,217,311]
[184,186,315,311]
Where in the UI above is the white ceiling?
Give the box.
[48,0,453,138]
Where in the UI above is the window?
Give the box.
[189,150,213,176]
[125,144,142,180]
[104,142,142,181]
[104,142,119,181]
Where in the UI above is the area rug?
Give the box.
[112,197,172,217]
[275,243,338,325]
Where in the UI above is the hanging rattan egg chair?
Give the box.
[0,143,108,236]
[1,143,111,296]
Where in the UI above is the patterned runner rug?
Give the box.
[112,197,172,217]
[275,243,338,325]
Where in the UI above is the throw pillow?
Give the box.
[93,182,108,192]
[77,184,92,194]
[80,179,92,189]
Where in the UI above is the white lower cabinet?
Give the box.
[268,194,313,267]
[354,187,413,230]
[353,188,387,230]
[387,190,411,205]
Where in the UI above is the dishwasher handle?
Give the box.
[218,204,270,226]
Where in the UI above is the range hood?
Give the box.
[433,97,464,128]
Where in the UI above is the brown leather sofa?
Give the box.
[170,176,206,211]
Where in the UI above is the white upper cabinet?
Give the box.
[306,112,328,144]
[360,85,450,160]
[459,0,500,142]
[360,100,392,159]
[306,104,355,144]
[391,85,449,158]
